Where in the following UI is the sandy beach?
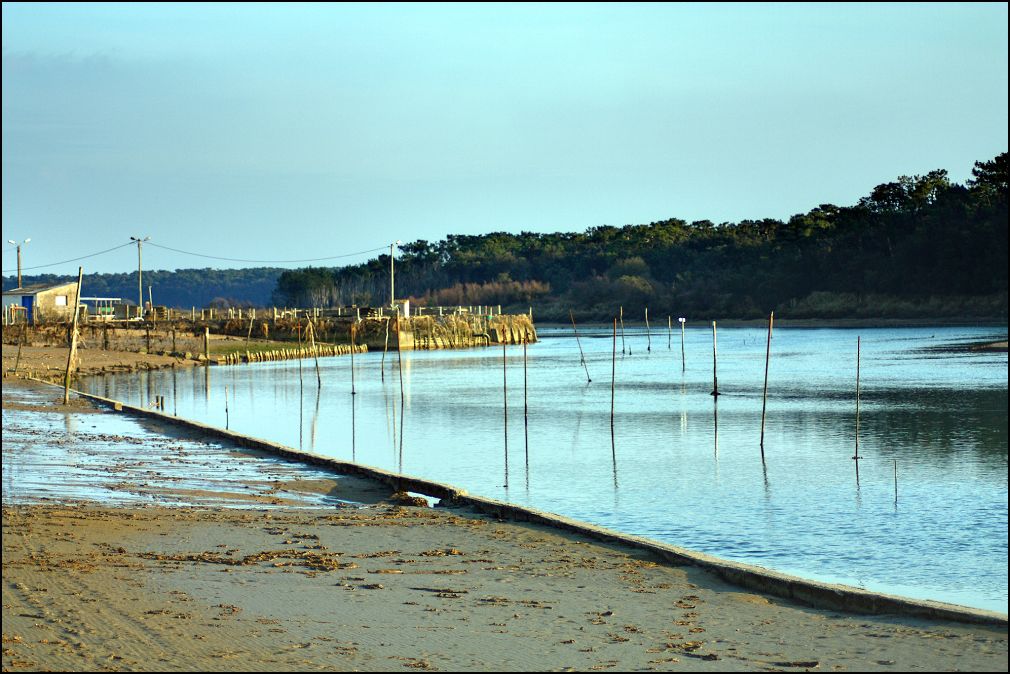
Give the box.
[2,345,1008,671]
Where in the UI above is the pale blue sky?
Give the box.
[2,2,1007,276]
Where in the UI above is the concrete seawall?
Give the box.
[39,379,1010,627]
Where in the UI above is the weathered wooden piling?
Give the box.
[350,322,357,395]
[14,323,26,375]
[668,315,672,350]
[645,308,651,352]
[619,306,626,354]
[307,320,322,388]
[760,311,774,457]
[63,267,84,405]
[569,310,591,383]
[893,459,898,504]
[710,321,719,397]
[680,317,686,372]
[523,332,529,468]
[381,317,390,382]
[503,337,509,488]
[611,318,617,457]
[854,336,862,479]
[224,385,230,430]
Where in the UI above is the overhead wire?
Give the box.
[143,241,390,264]
[1,241,136,273]
[3,239,392,274]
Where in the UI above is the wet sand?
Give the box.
[2,375,1008,671]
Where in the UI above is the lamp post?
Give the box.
[390,239,402,314]
[130,236,150,319]
[7,238,30,289]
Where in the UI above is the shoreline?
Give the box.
[32,376,1007,627]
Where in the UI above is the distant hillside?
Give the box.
[3,267,284,309]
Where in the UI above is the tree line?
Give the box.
[274,153,1007,321]
[6,153,1005,321]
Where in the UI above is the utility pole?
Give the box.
[389,239,402,314]
[7,238,30,289]
[130,236,149,319]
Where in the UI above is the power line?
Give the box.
[1,241,136,273]
[2,240,394,274]
[144,241,390,264]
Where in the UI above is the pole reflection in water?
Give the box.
[310,386,321,452]
[351,391,357,461]
[713,397,719,458]
[398,399,405,475]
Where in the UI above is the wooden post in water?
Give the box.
[225,385,230,429]
[63,267,84,405]
[204,326,210,361]
[668,315,672,350]
[645,308,651,352]
[569,310,591,383]
[307,320,322,388]
[396,316,405,402]
[854,336,862,475]
[381,317,390,382]
[619,306,626,354]
[892,459,899,505]
[523,332,529,468]
[759,311,774,458]
[502,337,509,488]
[14,323,26,375]
[350,322,357,395]
[611,318,617,455]
[679,317,686,372]
[710,321,719,397]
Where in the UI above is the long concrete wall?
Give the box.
[39,379,1010,627]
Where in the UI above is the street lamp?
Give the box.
[390,240,402,313]
[130,236,150,319]
[7,238,30,289]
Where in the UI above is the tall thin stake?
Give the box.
[503,338,509,488]
[350,323,357,395]
[611,318,617,454]
[307,320,321,388]
[569,310,591,383]
[14,323,26,375]
[893,459,898,504]
[396,316,405,403]
[759,311,774,457]
[523,333,529,469]
[225,385,230,429]
[381,317,390,382]
[619,306,626,354]
[854,336,862,474]
[679,317,686,372]
[667,315,672,350]
[63,267,84,405]
[645,307,651,352]
[710,321,719,397]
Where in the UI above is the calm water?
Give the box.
[82,325,1009,613]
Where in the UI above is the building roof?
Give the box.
[2,281,78,296]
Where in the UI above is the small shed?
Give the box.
[3,281,81,325]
